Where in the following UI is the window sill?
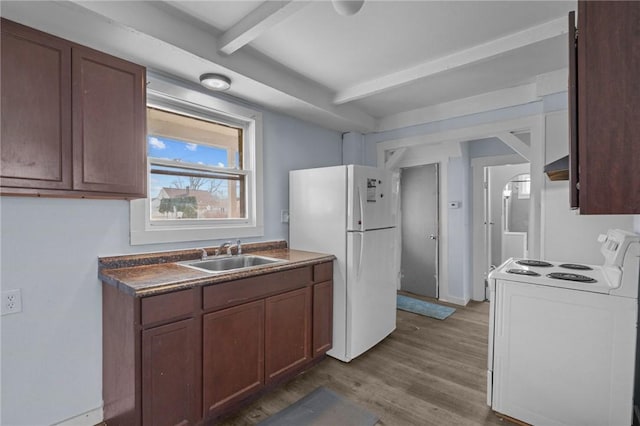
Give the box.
[130,199,263,245]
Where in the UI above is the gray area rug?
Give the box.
[257,386,379,426]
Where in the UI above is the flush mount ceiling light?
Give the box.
[332,0,365,16]
[199,73,231,91]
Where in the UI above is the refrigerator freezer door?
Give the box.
[347,165,396,231]
[343,228,397,360]
[289,166,347,255]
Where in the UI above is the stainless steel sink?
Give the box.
[179,255,284,273]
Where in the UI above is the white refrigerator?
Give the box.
[289,165,398,362]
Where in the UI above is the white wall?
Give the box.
[369,113,543,305]
[0,108,341,425]
[446,144,472,303]
[542,111,633,263]
[368,93,636,305]
[342,132,365,165]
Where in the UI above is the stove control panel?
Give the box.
[600,229,640,268]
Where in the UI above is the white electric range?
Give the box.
[487,229,640,426]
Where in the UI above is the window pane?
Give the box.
[148,135,231,168]
[146,106,247,222]
[147,107,242,169]
[149,165,246,220]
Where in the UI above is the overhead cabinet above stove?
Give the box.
[568,2,640,214]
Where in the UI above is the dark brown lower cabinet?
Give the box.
[142,319,198,426]
[265,287,312,383]
[103,261,333,425]
[312,281,333,357]
[203,300,265,418]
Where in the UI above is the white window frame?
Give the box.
[130,72,263,245]
[516,174,531,200]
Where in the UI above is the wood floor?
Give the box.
[220,293,504,426]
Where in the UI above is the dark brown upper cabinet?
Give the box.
[569,2,640,214]
[1,19,72,190]
[1,18,146,199]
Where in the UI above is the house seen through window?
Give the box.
[147,107,246,222]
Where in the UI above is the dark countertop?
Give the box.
[99,245,335,297]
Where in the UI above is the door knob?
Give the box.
[428,234,437,240]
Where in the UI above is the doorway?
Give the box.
[486,164,530,271]
[471,155,528,301]
[399,163,439,298]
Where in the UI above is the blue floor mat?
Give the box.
[397,294,456,320]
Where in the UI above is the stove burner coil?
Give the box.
[516,260,553,267]
[559,263,593,271]
[506,268,541,276]
[546,272,597,283]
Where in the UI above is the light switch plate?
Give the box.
[281,209,290,223]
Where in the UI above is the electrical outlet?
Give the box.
[1,289,22,315]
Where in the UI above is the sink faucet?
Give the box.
[216,241,232,256]
[201,248,208,261]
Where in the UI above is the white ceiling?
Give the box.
[1,0,576,132]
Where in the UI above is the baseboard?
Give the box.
[53,406,103,426]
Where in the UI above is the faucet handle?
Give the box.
[236,239,242,255]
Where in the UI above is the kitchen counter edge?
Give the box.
[99,248,336,298]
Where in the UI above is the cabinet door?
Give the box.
[265,287,311,383]
[312,281,333,357]
[1,19,72,189]
[72,45,146,196]
[576,1,640,214]
[568,10,578,209]
[203,300,264,418]
[142,318,197,426]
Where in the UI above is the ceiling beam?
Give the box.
[6,1,375,132]
[384,148,407,170]
[218,1,310,55]
[497,132,531,161]
[334,16,567,105]
[378,83,539,132]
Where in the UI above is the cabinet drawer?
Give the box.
[141,288,195,326]
[203,267,312,312]
[313,262,333,283]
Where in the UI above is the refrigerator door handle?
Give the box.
[356,186,364,230]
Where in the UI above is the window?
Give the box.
[130,73,263,245]
[147,107,246,221]
[516,174,531,199]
